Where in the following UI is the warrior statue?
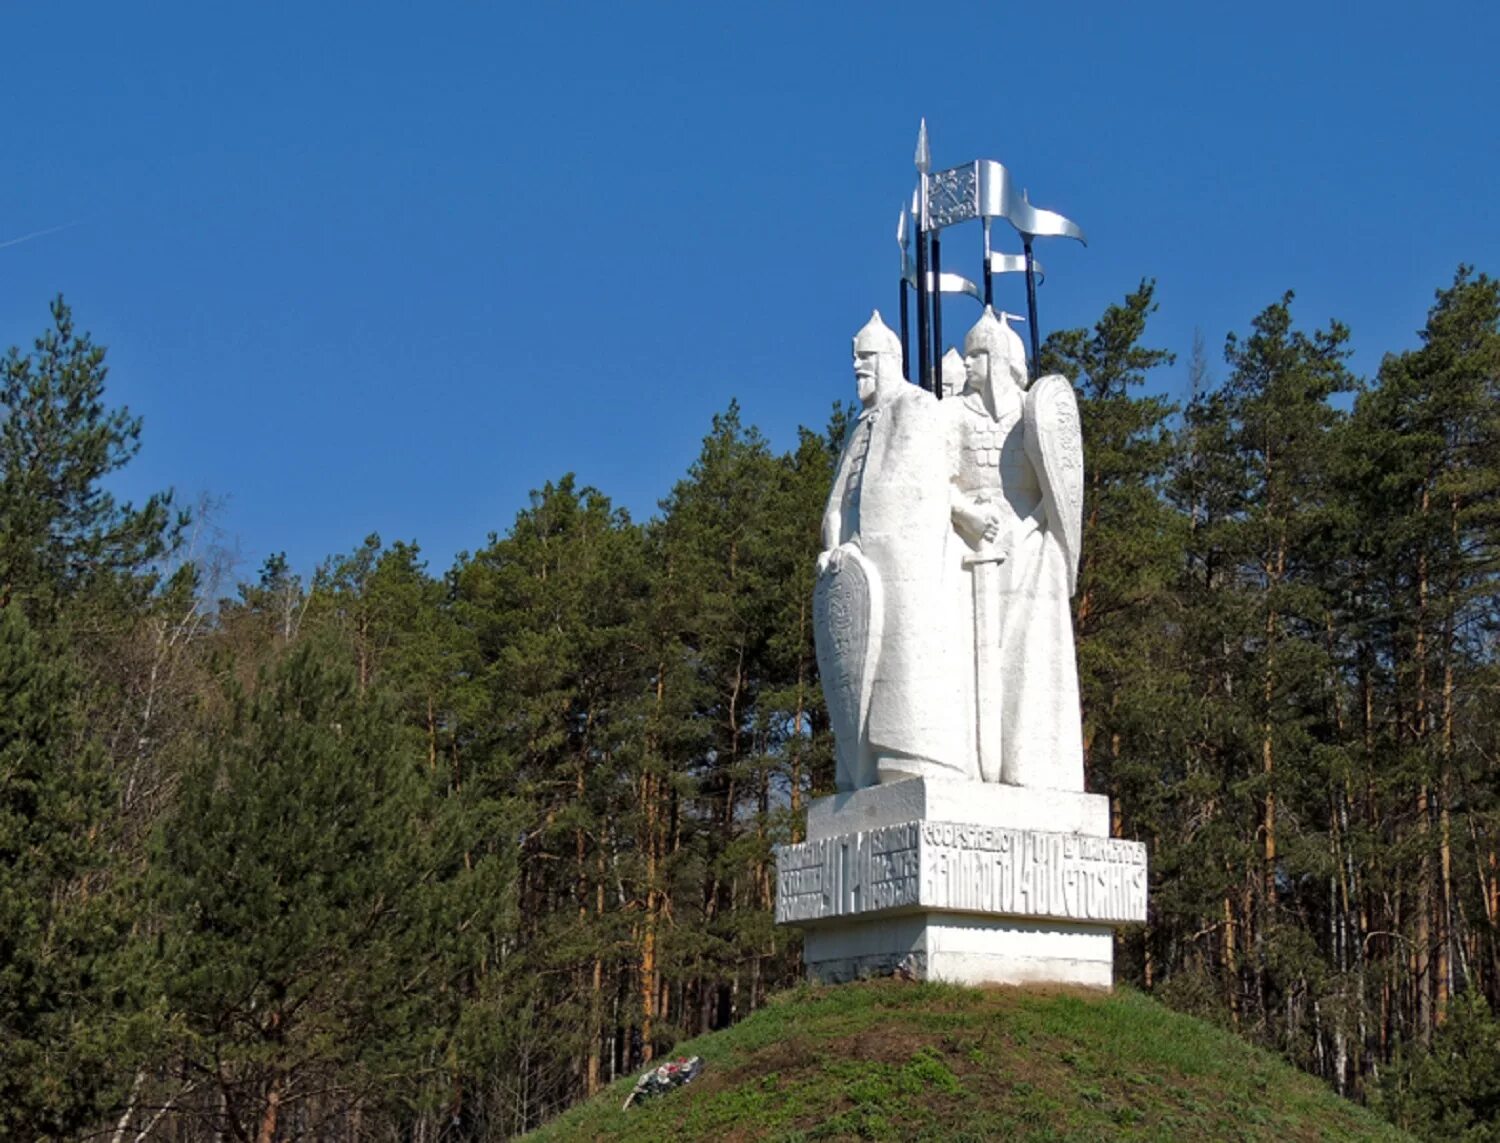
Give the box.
[817,312,966,791]
[946,307,1084,790]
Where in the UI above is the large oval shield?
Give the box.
[813,544,883,791]
[1023,374,1084,595]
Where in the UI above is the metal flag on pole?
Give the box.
[988,250,1044,285]
[903,220,983,303]
[913,120,932,392]
[983,223,1044,308]
[922,158,1085,245]
[917,155,1085,386]
[889,130,1083,391]
[904,266,983,301]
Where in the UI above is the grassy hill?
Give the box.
[529,979,1408,1142]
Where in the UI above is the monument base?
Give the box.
[774,777,1147,989]
[804,913,1113,988]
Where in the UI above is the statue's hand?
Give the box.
[817,547,846,575]
[953,501,1002,547]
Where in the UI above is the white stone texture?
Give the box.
[805,775,1109,840]
[801,914,1113,988]
[940,346,966,399]
[945,309,1084,790]
[819,312,966,789]
[778,795,1146,928]
[775,780,1145,987]
[791,310,1139,989]
[814,309,1087,795]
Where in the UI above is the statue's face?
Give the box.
[964,348,990,392]
[853,350,881,407]
[855,349,902,407]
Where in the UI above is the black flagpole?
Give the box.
[929,228,944,400]
[982,218,994,308]
[915,214,930,391]
[914,120,931,391]
[1023,235,1041,384]
[899,276,911,381]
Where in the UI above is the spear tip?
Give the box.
[914,118,931,174]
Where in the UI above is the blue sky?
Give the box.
[3,2,1496,582]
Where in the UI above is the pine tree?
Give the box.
[1342,267,1500,1045]
[0,297,181,616]
[0,606,124,1139]
[450,475,651,1125]
[653,403,797,1030]
[1040,280,1179,834]
[1167,292,1355,1035]
[150,640,443,1140]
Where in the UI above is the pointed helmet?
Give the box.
[963,306,1026,380]
[941,347,966,397]
[852,310,902,357]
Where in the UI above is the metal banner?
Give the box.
[921,158,1086,245]
[902,254,981,301]
[927,163,979,230]
[989,250,1044,284]
[902,122,1088,391]
[978,159,1086,243]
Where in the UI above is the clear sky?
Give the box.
[3,2,1496,581]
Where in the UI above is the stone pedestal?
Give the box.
[774,777,1147,988]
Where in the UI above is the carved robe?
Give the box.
[946,385,1084,791]
[821,386,966,787]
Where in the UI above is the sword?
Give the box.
[962,523,1008,784]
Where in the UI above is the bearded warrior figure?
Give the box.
[946,307,1084,790]
[816,312,966,790]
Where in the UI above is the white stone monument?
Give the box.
[775,308,1147,988]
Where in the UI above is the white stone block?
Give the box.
[776,816,1146,928]
[804,776,1109,841]
[774,778,1146,988]
[802,914,1114,988]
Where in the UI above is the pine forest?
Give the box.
[3,269,1499,1141]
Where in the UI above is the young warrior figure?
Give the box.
[817,312,966,790]
[946,307,1084,790]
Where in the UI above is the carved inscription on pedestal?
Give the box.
[775,822,921,923]
[920,822,1146,923]
[774,819,1147,925]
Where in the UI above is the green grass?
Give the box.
[528,980,1410,1142]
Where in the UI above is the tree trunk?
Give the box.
[1224,890,1240,1025]
[1413,483,1433,1042]
[256,1075,281,1143]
